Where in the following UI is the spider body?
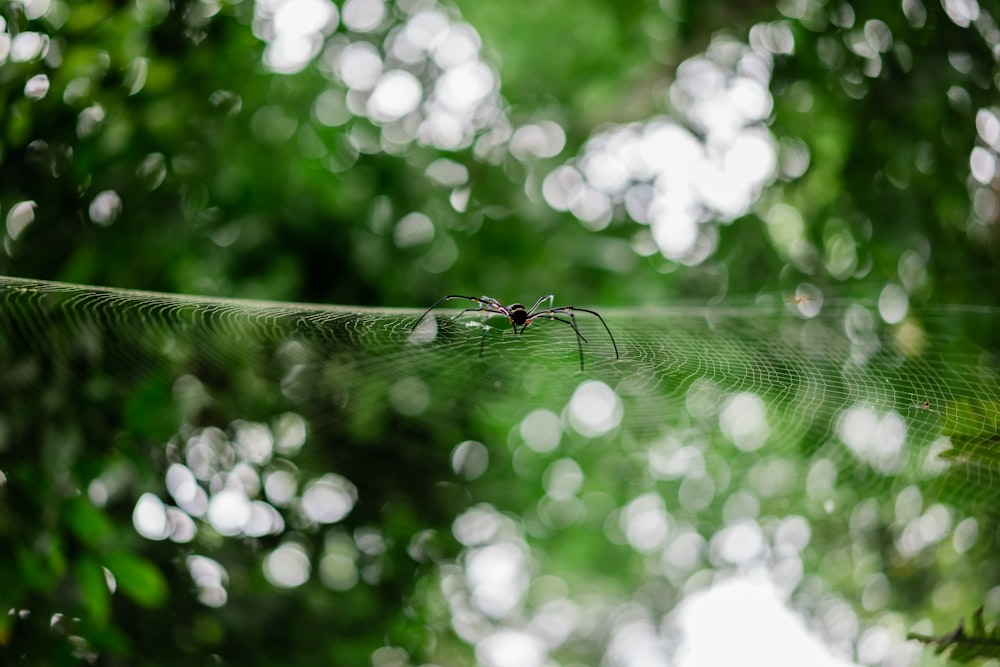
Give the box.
[508,303,529,328]
[411,294,619,370]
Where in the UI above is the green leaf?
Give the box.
[103,552,167,609]
[909,607,1000,663]
[65,497,115,548]
[76,555,111,627]
[16,538,66,591]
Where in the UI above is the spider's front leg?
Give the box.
[447,306,494,323]
[526,294,555,314]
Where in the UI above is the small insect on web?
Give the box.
[410,294,620,371]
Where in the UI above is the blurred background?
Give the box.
[2,0,1000,664]
[3,0,998,307]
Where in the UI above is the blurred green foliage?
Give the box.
[2,0,994,308]
[2,0,1000,664]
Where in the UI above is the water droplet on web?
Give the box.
[409,315,438,344]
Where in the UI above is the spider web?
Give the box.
[1,275,998,665]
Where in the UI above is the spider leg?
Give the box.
[412,294,514,359]
[528,313,589,371]
[546,306,620,360]
[469,300,511,357]
[526,294,555,314]
[564,310,584,345]
[411,295,507,332]
[527,313,589,343]
[447,306,508,323]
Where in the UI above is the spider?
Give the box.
[410,294,619,371]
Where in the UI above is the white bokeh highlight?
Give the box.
[543,37,783,264]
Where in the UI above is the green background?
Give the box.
[2,0,1000,664]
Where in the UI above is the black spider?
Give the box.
[410,294,619,370]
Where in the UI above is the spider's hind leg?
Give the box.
[563,307,620,361]
[535,313,589,371]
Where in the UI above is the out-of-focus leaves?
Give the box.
[64,497,115,548]
[2,0,1000,664]
[16,540,66,591]
[909,607,1000,662]
[103,551,167,609]
[76,555,112,627]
